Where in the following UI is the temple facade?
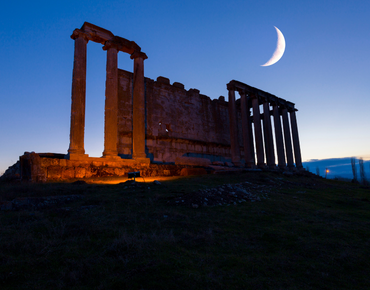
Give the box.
[9,22,304,182]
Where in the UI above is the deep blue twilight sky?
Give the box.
[1,0,369,175]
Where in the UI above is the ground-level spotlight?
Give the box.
[325,168,329,179]
[128,171,140,182]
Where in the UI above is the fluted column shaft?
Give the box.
[131,51,148,159]
[228,89,240,165]
[103,42,119,157]
[263,101,275,168]
[282,108,294,168]
[289,110,303,168]
[273,105,286,168]
[68,30,89,158]
[252,96,265,168]
[240,91,254,167]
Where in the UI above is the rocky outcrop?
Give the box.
[0,161,20,182]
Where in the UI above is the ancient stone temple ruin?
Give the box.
[10,22,303,182]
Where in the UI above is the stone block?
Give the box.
[195,145,202,152]
[67,153,90,161]
[85,167,93,178]
[114,168,125,176]
[173,82,185,89]
[156,76,170,84]
[47,166,63,180]
[24,153,47,182]
[41,158,59,167]
[102,167,116,176]
[75,167,86,179]
[188,88,200,95]
[175,156,211,167]
[62,167,75,179]
[92,161,103,167]
[180,168,207,176]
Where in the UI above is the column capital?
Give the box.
[130,50,148,60]
[237,89,246,97]
[226,83,235,91]
[70,29,91,42]
[270,99,279,106]
[102,40,120,51]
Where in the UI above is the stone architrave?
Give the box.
[227,88,241,166]
[273,104,286,168]
[289,109,303,168]
[102,41,119,158]
[282,108,294,169]
[263,101,275,168]
[239,90,254,167]
[252,95,265,168]
[131,51,148,160]
[68,29,90,159]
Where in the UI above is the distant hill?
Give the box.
[303,157,370,180]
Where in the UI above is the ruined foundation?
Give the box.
[18,152,192,183]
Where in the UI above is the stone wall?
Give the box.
[16,152,186,182]
[117,69,244,164]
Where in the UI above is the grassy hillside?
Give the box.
[1,171,370,289]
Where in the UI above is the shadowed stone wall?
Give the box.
[117,69,244,164]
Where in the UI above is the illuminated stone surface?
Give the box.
[131,51,148,161]
[67,30,89,159]
[3,22,304,182]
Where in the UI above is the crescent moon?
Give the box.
[261,26,286,67]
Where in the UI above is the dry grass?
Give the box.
[1,172,370,289]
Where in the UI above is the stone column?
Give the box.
[68,29,89,160]
[263,101,275,168]
[131,51,149,160]
[273,104,286,169]
[227,87,241,166]
[239,91,254,167]
[252,95,265,168]
[289,109,303,169]
[102,41,119,158]
[282,108,294,169]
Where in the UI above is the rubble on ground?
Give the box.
[167,181,271,207]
